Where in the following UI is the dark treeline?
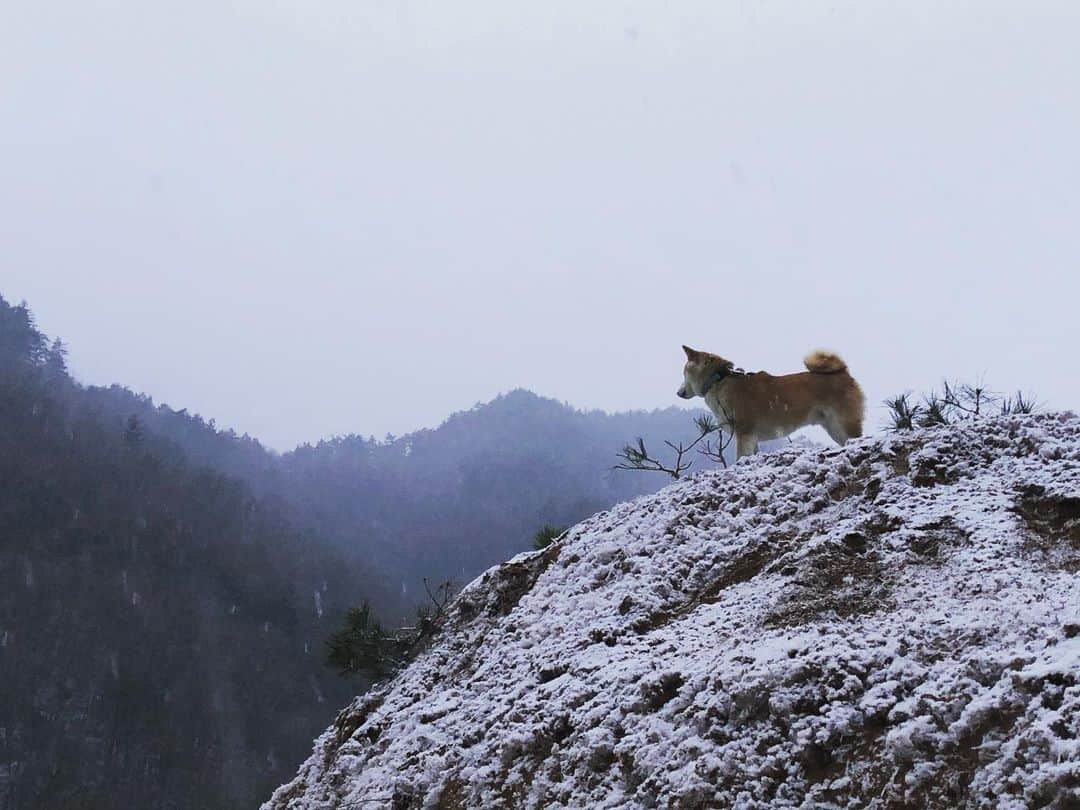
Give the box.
[0,298,374,809]
[0,294,709,809]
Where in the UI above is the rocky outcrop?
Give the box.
[267,413,1080,809]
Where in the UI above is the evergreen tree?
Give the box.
[533,524,567,550]
[124,414,144,448]
[324,603,392,678]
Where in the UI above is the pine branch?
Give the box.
[614,412,733,479]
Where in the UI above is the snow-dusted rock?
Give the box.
[266,413,1080,809]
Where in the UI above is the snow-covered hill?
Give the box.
[266,413,1080,810]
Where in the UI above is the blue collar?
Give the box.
[700,370,729,396]
[701,366,745,396]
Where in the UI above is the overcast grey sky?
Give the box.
[3,1,1078,450]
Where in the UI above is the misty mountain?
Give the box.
[274,390,712,615]
[67,347,716,621]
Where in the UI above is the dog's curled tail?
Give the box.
[804,350,848,374]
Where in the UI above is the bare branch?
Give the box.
[614,412,734,479]
[698,428,735,468]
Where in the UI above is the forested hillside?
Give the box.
[0,297,375,809]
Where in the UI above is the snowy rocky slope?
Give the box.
[266,413,1080,810]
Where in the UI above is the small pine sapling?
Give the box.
[884,393,921,431]
[325,578,456,680]
[886,378,1039,431]
[533,524,568,551]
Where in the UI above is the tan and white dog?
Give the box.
[677,346,865,459]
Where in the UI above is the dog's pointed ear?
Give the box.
[682,345,700,360]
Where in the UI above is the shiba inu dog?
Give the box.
[677,346,865,459]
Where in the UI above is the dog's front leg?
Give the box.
[735,432,759,459]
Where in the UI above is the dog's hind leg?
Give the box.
[842,414,863,440]
[735,432,759,459]
[822,413,855,446]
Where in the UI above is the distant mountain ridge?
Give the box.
[58,337,716,619]
[275,389,713,613]
[80,375,716,618]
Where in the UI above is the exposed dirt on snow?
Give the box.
[266,413,1080,810]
